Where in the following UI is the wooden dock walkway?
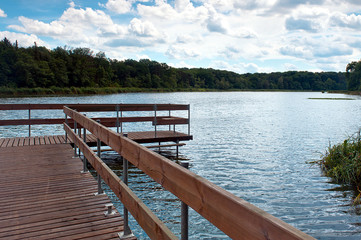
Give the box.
[0,143,136,240]
[0,131,191,148]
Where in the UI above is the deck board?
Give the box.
[0,131,192,148]
[0,144,136,240]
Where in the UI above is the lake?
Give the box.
[1,91,361,239]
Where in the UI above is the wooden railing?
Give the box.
[0,104,190,137]
[64,106,315,240]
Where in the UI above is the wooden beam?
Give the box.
[0,103,189,111]
[64,106,315,240]
[64,123,177,240]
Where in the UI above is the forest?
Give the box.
[0,38,350,94]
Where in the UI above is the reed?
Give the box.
[320,131,361,190]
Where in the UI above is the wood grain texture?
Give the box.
[65,123,177,240]
[65,106,315,240]
[0,144,136,240]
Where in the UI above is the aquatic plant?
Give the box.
[320,131,361,203]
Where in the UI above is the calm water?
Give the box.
[1,91,361,239]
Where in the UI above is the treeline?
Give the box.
[0,38,347,92]
[346,60,361,91]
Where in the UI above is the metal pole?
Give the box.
[116,104,120,133]
[78,120,81,156]
[28,108,31,137]
[154,104,157,138]
[73,121,78,157]
[180,162,189,240]
[121,110,123,135]
[96,120,103,194]
[65,113,68,143]
[82,114,88,173]
[188,104,190,136]
[123,157,132,236]
[176,140,179,159]
[169,110,171,131]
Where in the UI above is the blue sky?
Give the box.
[0,0,361,73]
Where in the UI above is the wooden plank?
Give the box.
[44,136,51,145]
[65,123,177,240]
[11,138,19,147]
[6,138,15,147]
[0,104,64,110]
[34,136,40,145]
[153,117,189,126]
[28,137,35,146]
[146,143,186,148]
[0,118,64,126]
[0,144,129,239]
[65,106,314,240]
[0,138,6,147]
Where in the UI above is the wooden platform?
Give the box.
[0,131,192,148]
[0,144,136,240]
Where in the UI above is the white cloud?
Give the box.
[210,60,262,74]
[330,12,361,29]
[3,0,361,73]
[69,1,76,8]
[129,18,160,37]
[9,6,127,44]
[100,0,133,14]
[166,45,200,59]
[0,31,49,48]
[0,8,6,18]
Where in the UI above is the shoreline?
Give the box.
[0,86,344,98]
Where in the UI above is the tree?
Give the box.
[346,60,361,90]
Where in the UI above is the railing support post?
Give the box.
[180,162,189,240]
[154,104,157,138]
[96,120,103,195]
[65,113,68,143]
[28,108,31,137]
[119,154,134,239]
[188,104,190,136]
[82,114,88,173]
[116,104,120,133]
[73,121,78,158]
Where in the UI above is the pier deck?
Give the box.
[0,131,192,148]
[0,143,136,240]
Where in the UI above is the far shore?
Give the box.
[0,87,353,98]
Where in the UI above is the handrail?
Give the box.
[0,103,189,111]
[0,104,190,138]
[64,106,315,240]
[64,123,177,240]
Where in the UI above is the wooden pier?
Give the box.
[0,143,135,240]
[0,104,316,240]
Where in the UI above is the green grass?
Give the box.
[319,131,361,188]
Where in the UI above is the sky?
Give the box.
[0,0,361,74]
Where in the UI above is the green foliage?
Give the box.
[0,38,348,94]
[346,60,361,91]
[320,131,361,188]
